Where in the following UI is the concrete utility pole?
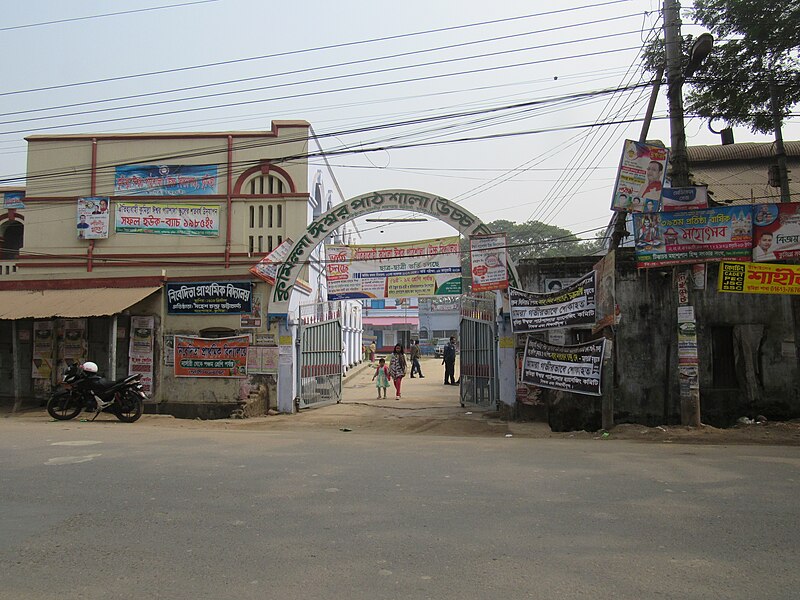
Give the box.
[664,0,702,427]
[769,76,792,203]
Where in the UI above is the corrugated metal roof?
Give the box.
[0,287,160,320]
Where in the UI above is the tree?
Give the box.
[645,0,800,134]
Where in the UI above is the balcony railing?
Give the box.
[0,260,18,276]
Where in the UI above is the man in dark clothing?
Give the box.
[442,336,457,385]
[409,340,424,378]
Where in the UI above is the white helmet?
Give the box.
[82,361,99,373]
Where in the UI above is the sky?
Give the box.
[1,0,797,245]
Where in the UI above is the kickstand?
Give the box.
[91,408,102,421]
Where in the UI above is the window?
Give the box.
[248,236,254,254]
[711,326,737,387]
[277,235,282,245]
[258,206,264,228]
[268,235,273,252]
[1,222,24,260]
[277,205,283,227]
[258,236,263,253]
[249,206,255,228]
[268,205,274,228]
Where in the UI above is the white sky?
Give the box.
[1,0,797,245]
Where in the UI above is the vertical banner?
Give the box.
[77,197,110,239]
[469,233,508,292]
[129,316,155,395]
[610,140,669,212]
[593,251,616,332]
[32,321,54,380]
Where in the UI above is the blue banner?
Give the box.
[114,165,219,196]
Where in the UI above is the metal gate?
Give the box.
[459,295,498,408]
[298,301,343,409]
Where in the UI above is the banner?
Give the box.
[325,236,462,300]
[509,271,595,332]
[521,337,606,396]
[250,238,294,285]
[633,206,753,268]
[174,335,249,377]
[752,203,800,262]
[661,186,708,212]
[114,164,218,196]
[3,191,25,209]
[77,197,110,239]
[166,281,253,314]
[610,140,669,213]
[718,261,800,295]
[115,202,219,237]
[128,316,155,394]
[469,233,508,292]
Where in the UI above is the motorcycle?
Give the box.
[46,361,146,423]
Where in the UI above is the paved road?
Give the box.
[1,414,798,600]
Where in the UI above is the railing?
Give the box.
[0,260,18,276]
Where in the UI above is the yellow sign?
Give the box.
[718,261,800,295]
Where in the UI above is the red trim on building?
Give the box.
[0,275,165,291]
[232,162,297,195]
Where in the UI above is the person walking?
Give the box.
[388,343,407,400]
[369,341,376,362]
[409,340,424,378]
[442,336,457,385]
[372,358,390,399]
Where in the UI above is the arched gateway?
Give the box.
[271,189,519,414]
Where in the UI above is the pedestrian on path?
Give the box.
[372,358,390,399]
[369,341,376,362]
[389,343,407,400]
[443,336,457,385]
[409,340,424,378]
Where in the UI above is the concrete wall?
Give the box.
[516,250,800,429]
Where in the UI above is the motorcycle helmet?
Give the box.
[82,361,99,373]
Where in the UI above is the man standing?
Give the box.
[442,336,457,385]
[409,340,424,378]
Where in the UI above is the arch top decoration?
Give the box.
[270,189,519,306]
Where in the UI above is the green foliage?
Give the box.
[643,0,800,134]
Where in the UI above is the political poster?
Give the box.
[77,197,109,239]
[610,140,669,213]
[752,203,800,262]
[469,233,508,292]
[509,271,595,332]
[633,206,753,268]
[174,335,249,378]
[129,316,155,394]
[521,337,606,396]
[325,237,462,300]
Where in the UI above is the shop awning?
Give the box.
[0,287,161,320]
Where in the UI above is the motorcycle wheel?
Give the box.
[115,390,143,423]
[46,390,82,421]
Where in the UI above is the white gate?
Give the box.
[298,301,343,409]
[459,295,498,408]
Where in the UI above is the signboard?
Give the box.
[166,281,253,314]
[324,236,462,300]
[246,346,279,374]
[174,335,249,378]
[752,203,800,262]
[3,191,25,209]
[115,202,219,237]
[77,197,110,239]
[661,186,708,212]
[633,206,753,268]
[469,233,508,292]
[509,271,595,333]
[718,261,800,295]
[521,337,606,396]
[114,164,218,196]
[250,238,294,285]
[610,140,669,213]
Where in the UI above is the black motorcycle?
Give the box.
[46,363,146,423]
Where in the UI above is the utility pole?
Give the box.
[664,0,702,427]
[769,76,792,203]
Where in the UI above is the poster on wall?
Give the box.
[129,316,155,395]
[247,346,279,374]
[77,197,110,239]
[32,321,54,380]
[174,335,249,378]
[521,337,607,396]
[250,238,294,285]
[469,233,508,292]
[633,206,753,268]
[509,271,595,333]
[610,140,669,213]
[166,281,253,314]
[115,202,219,237]
[324,236,462,300]
[3,191,25,209]
[240,293,263,328]
[114,164,218,196]
[752,203,800,262]
[718,261,800,295]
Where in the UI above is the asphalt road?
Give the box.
[1,418,798,600]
